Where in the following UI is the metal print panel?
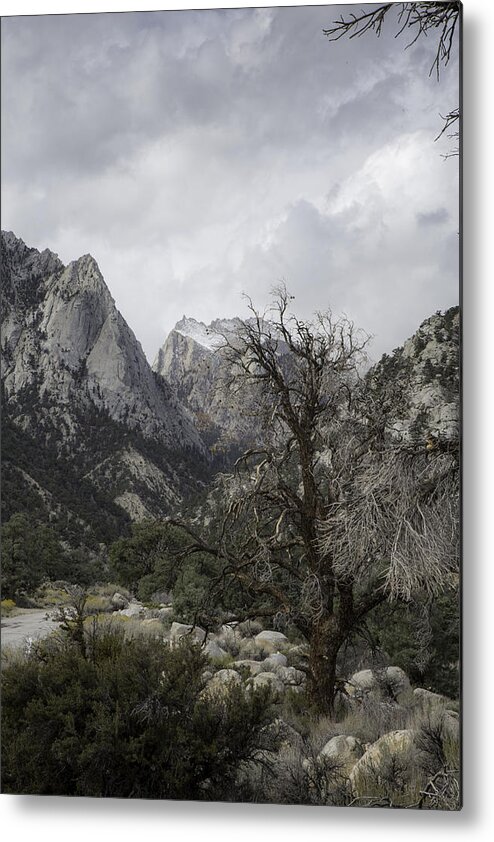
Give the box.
[1,2,461,809]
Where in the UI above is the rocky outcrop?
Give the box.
[1,231,209,534]
[153,316,290,459]
[318,735,364,776]
[367,307,459,445]
[1,232,203,449]
[349,730,415,796]
[345,666,411,702]
[153,306,460,475]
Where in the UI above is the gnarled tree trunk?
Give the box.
[307,616,345,717]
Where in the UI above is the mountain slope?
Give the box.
[153,316,282,458]
[1,231,209,540]
[153,306,460,463]
[367,306,460,444]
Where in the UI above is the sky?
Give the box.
[1,2,460,363]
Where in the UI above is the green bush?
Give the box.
[368,591,460,699]
[1,628,275,799]
[83,595,112,615]
[0,599,16,617]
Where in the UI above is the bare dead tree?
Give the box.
[167,289,459,716]
[435,108,460,158]
[324,2,460,155]
[321,445,460,602]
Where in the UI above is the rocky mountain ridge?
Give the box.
[1,230,459,548]
[368,306,459,444]
[1,231,203,450]
[1,231,209,538]
[155,307,460,457]
[153,315,290,456]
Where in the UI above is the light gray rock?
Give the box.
[263,718,304,750]
[349,730,415,796]
[442,709,460,740]
[204,639,228,660]
[375,308,459,443]
[153,316,275,452]
[158,606,174,621]
[346,666,411,700]
[140,618,163,631]
[263,652,288,669]
[237,638,264,659]
[232,659,265,676]
[413,687,450,709]
[119,601,144,618]
[202,668,243,700]
[218,623,239,642]
[252,672,284,697]
[170,621,206,645]
[110,592,129,610]
[212,668,242,686]
[318,735,364,775]
[235,619,263,638]
[273,665,305,686]
[255,630,289,652]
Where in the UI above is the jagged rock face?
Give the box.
[153,316,265,455]
[1,232,204,451]
[399,308,459,440]
[1,231,208,533]
[367,307,459,444]
[154,308,460,461]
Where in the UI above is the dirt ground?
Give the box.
[1,609,61,650]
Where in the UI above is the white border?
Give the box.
[1,1,492,839]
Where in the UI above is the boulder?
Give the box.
[263,718,304,751]
[140,618,163,631]
[204,639,228,660]
[235,619,263,638]
[158,606,174,621]
[254,630,289,653]
[263,652,288,669]
[442,709,460,740]
[110,592,129,610]
[202,668,242,700]
[119,601,144,618]
[318,735,364,776]
[232,659,264,676]
[273,665,305,687]
[255,630,288,645]
[346,666,411,701]
[220,623,239,639]
[413,687,449,709]
[170,621,206,645]
[237,638,264,659]
[349,730,414,796]
[212,668,242,685]
[252,672,284,698]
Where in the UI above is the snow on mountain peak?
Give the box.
[174,316,235,351]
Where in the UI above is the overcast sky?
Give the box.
[1,3,460,363]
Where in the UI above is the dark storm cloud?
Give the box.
[1,4,459,360]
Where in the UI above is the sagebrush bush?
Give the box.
[1,627,275,800]
[0,599,16,616]
[84,594,112,615]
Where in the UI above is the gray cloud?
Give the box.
[416,207,450,227]
[1,4,459,361]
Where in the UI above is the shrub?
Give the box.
[83,595,112,615]
[1,628,275,799]
[0,599,16,617]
